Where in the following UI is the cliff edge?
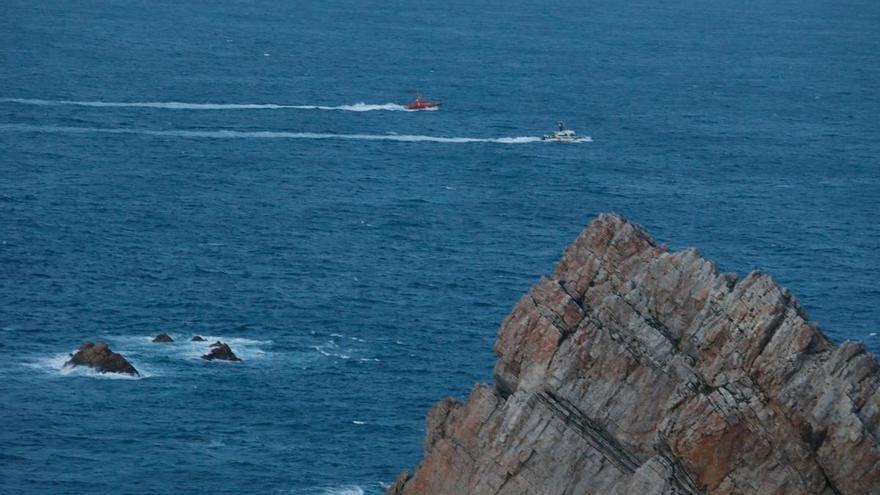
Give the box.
[389,213,879,495]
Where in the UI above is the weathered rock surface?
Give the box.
[64,341,139,375]
[152,333,174,343]
[201,341,241,361]
[390,213,880,495]
[191,335,206,342]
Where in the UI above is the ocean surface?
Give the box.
[1,0,878,493]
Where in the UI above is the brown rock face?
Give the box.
[65,341,139,376]
[152,333,174,343]
[201,342,241,361]
[390,213,880,495]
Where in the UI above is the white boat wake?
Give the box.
[0,97,420,112]
[0,123,562,144]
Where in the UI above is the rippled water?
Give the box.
[1,0,878,493]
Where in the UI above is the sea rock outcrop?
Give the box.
[389,213,880,495]
[64,341,139,376]
[191,335,206,342]
[152,333,174,343]
[201,342,241,361]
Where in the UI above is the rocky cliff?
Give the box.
[388,213,880,495]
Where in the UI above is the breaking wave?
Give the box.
[0,123,560,144]
[111,334,270,362]
[0,98,416,112]
[25,353,147,380]
[319,487,364,495]
[278,485,365,495]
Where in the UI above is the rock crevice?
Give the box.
[389,213,880,495]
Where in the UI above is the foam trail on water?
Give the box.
[0,123,558,144]
[0,98,413,112]
[299,102,419,112]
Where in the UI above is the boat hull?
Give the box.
[405,102,441,110]
[541,135,591,143]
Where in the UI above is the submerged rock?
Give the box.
[65,341,139,376]
[389,213,880,495]
[152,333,173,343]
[191,335,206,342]
[201,341,241,361]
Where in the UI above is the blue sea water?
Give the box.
[1,0,878,493]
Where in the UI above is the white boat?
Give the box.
[542,122,590,143]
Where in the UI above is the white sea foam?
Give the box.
[0,124,567,144]
[352,420,366,425]
[313,339,381,363]
[216,336,272,346]
[0,97,414,112]
[276,485,365,495]
[314,344,351,360]
[25,352,147,379]
[302,102,415,112]
[321,487,364,495]
[185,336,269,361]
[109,334,270,362]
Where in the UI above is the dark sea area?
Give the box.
[1,0,878,493]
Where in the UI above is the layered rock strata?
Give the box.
[389,213,879,495]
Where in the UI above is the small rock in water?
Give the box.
[202,341,241,361]
[191,335,206,342]
[65,341,139,375]
[152,333,174,343]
